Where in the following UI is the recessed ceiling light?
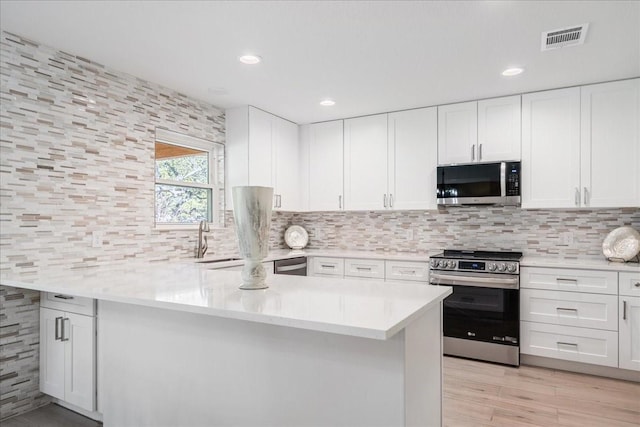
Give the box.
[320,99,335,107]
[502,67,524,76]
[239,54,261,65]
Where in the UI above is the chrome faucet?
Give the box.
[196,220,210,258]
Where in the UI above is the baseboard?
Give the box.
[521,354,640,382]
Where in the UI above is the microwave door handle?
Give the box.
[500,162,506,197]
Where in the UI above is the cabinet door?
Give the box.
[388,107,438,210]
[581,79,640,208]
[273,118,299,210]
[64,312,96,411]
[344,114,388,210]
[619,296,640,371]
[477,96,521,162]
[308,120,344,211]
[437,101,477,165]
[248,107,274,188]
[521,88,581,208]
[40,307,65,400]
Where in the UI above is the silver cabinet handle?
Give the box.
[55,316,63,340]
[279,195,282,208]
[623,300,627,320]
[54,294,73,300]
[471,144,476,161]
[556,278,578,284]
[583,187,589,206]
[61,317,70,342]
[479,143,483,161]
[389,194,394,208]
[383,194,387,208]
[575,188,580,206]
[556,307,578,312]
[399,269,417,275]
[338,195,342,209]
[634,282,640,288]
[274,194,278,208]
[321,264,336,269]
[557,341,578,347]
[356,267,372,271]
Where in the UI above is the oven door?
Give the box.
[442,285,519,345]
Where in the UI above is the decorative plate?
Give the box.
[602,226,640,262]
[284,225,309,250]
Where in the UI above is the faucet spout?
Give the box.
[196,220,210,258]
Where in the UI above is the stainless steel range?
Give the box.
[429,250,523,366]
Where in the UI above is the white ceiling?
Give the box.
[1,1,639,124]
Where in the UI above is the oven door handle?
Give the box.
[430,273,519,289]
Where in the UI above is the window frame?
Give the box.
[153,128,223,230]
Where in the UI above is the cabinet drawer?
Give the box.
[520,267,617,294]
[41,292,95,316]
[344,258,385,279]
[521,321,618,367]
[619,271,640,297]
[521,289,618,331]
[385,260,429,282]
[310,257,344,277]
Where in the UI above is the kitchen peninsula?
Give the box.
[1,261,451,427]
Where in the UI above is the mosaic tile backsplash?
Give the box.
[1,30,639,420]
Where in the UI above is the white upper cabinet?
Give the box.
[522,79,639,209]
[344,114,389,210]
[307,120,344,211]
[437,101,477,164]
[521,87,581,208]
[438,96,521,165]
[226,106,300,211]
[388,107,438,210]
[581,79,640,208]
[477,95,521,162]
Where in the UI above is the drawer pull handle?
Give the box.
[61,318,70,342]
[557,341,578,347]
[634,282,640,288]
[399,269,417,275]
[623,300,627,320]
[55,316,63,340]
[321,264,335,269]
[54,294,74,300]
[356,267,372,271]
[556,278,578,284]
[556,307,578,312]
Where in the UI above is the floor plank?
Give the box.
[5,357,639,427]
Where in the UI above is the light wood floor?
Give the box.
[444,356,640,427]
[4,357,639,426]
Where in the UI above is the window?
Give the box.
[154,128,225,228]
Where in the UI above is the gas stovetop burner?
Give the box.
[434,250,523,261]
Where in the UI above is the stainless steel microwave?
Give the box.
[436,161,521,206]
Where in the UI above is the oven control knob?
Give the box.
[507,263,517,273]
[447,260,457,269]
[439,260,448,268]
[430,259,438,268]
[497,263,506,272]
[488,263,497,271]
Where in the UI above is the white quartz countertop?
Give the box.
[0,261,451,340]
[199,248,640,273]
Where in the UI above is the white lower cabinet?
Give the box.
[344,258,385,280]
[385,260,429,283]
[309,257,345,277]
[40,293,96,411]
[619,296,640,371]
[619,271,640,371]
[521,321,618,368]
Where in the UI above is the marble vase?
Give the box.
[232,186,274,290]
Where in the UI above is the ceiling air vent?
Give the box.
[541,23,589,51]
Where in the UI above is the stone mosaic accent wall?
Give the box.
[283,207,640,259]
[0,287,49,419]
